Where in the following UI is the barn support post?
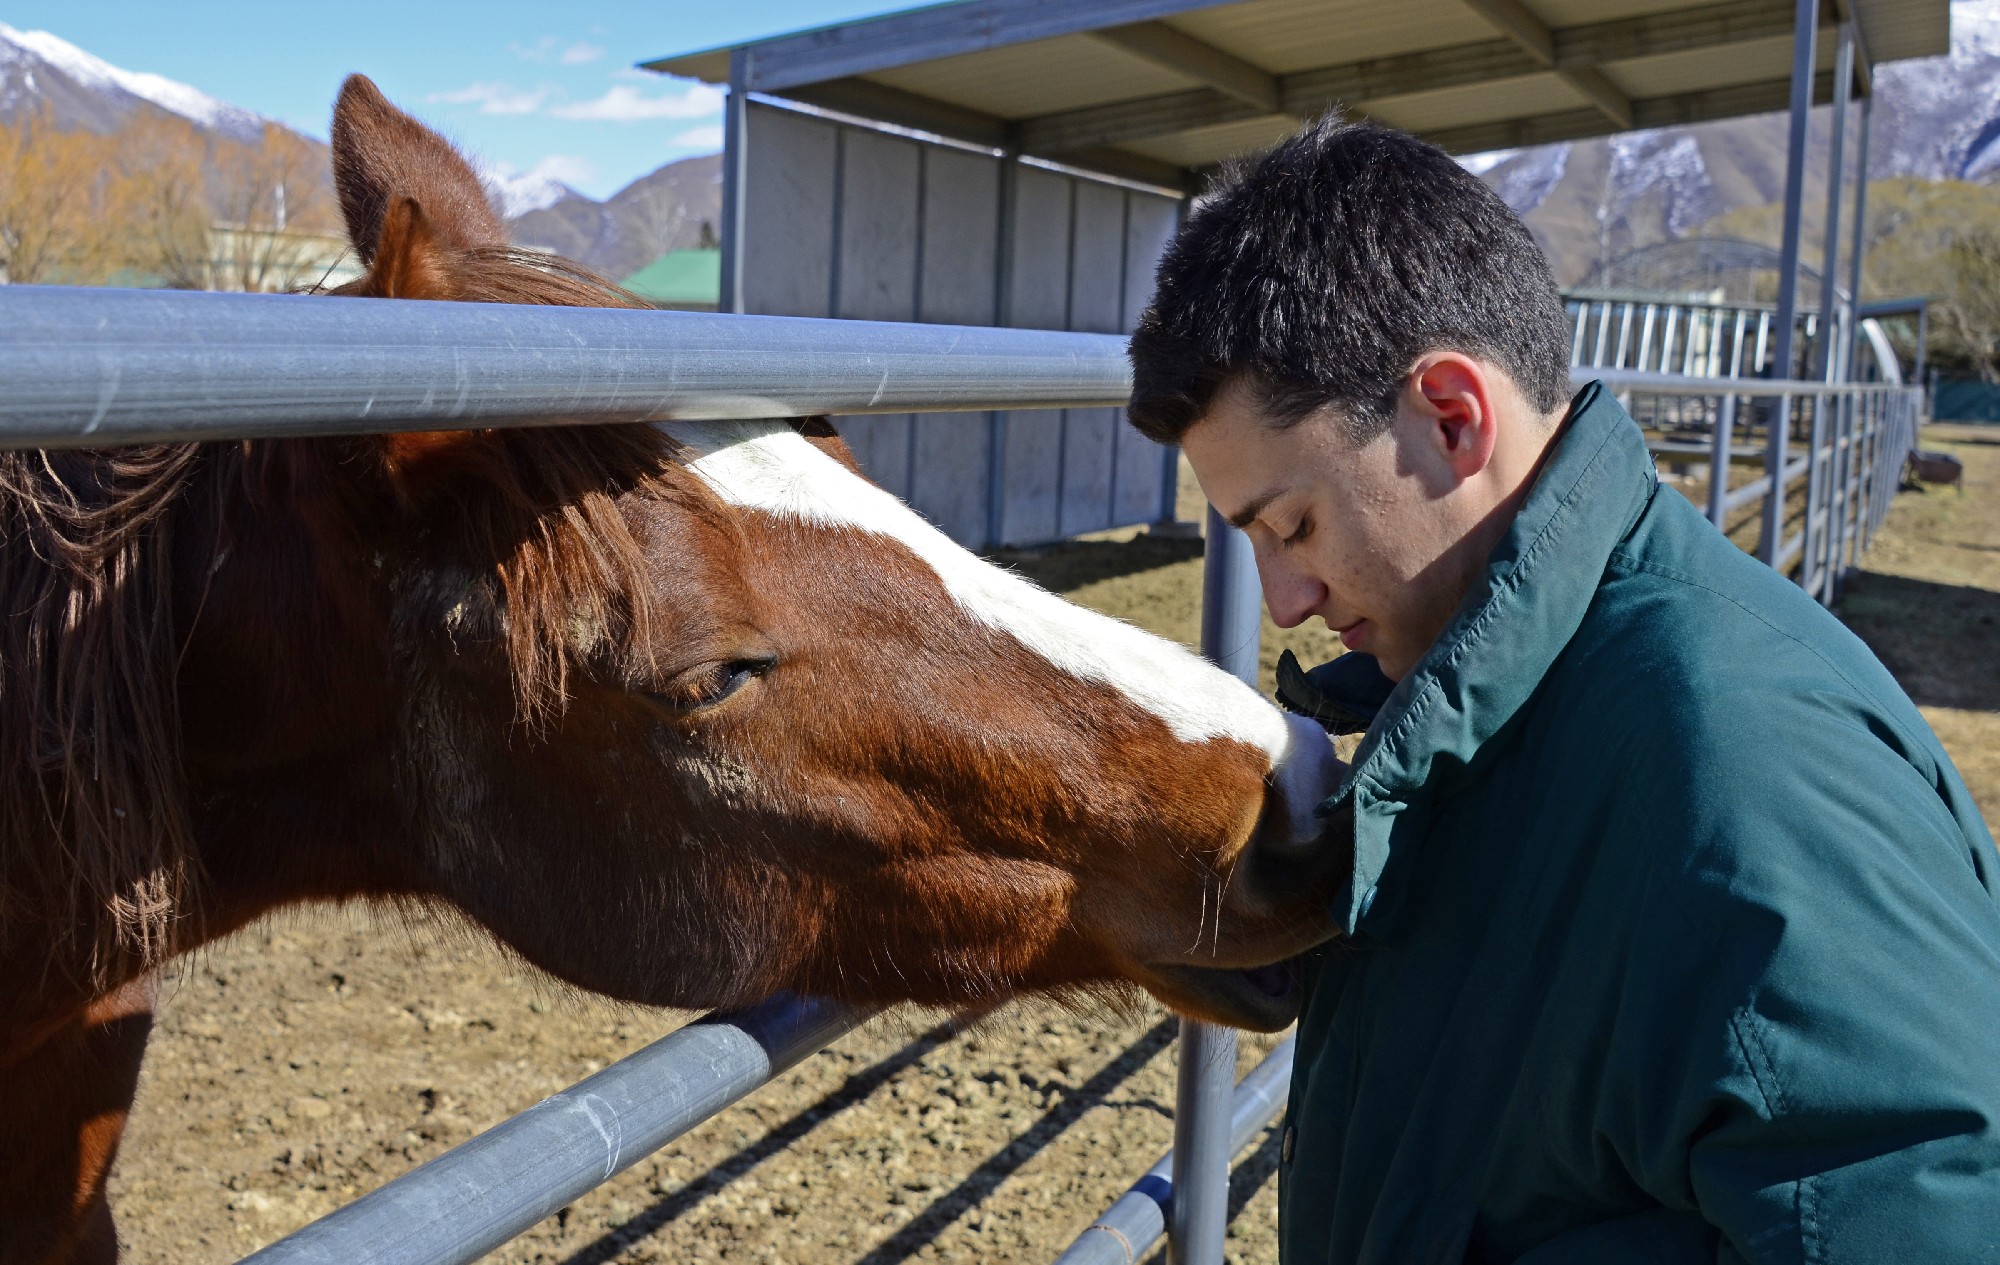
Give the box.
[1172,510,1263,1265]
[987,145,1021,550]
[1804,22,1854,600]
[719,49,750,315]
[1154,192,1198,533]
[1837,92,1876,592]
[1763,0,1819,568]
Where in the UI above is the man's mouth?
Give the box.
[1332,617,1368,646]
[1149,958,1304,1031]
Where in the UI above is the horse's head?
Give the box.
[189,77,1349,1030]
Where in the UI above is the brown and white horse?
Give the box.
[0,77,1346,1264]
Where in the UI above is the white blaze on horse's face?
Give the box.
[664,420,1307,772]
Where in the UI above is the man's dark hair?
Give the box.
[1128,117,1572,444]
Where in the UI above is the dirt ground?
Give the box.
[1838,424,2000,825]
[111,440,1995,1265]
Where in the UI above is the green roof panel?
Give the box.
[622,249,722,308]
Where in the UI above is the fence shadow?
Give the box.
[557,1017,966,1265]
[1841,571,2000,711]
[989,534,1204,596]
[852,1017,1179,1265]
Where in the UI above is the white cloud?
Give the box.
[510,36,561,62]
[429,81,548,115]
[671,125,725,150]
[560,41,606,65]
[551,82,724,122]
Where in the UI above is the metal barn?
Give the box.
[645,0,1948,551]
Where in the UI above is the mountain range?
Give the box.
[4,5,1998,288]
[1479,0,2000,284]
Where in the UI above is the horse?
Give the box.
[0,75,1347,1265]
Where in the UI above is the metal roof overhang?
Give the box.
[643,0,1947,191]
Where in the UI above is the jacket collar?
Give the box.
[1326,381,1658,937]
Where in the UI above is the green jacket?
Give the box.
[1275,383,2000,1264]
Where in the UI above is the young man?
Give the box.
[1130,118,2000,1262]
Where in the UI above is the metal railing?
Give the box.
[1597,369,1922,606]
[1565,291,1868,387]
[0,285,1923,1265]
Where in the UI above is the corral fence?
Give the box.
[0,285,1921,1265]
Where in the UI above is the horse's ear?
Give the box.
[366,195,454,300]
[331,73,505,268]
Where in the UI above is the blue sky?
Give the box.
[3,1,918,198]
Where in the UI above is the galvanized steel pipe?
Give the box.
[0,285,1133,449]
[1054,1037,1296,1265]
[238,995,866,1265]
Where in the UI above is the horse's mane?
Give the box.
[0,444,207,991]
[3,247,697,992]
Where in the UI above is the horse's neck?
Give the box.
[175,449,427,923]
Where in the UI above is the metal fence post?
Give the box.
[1802,401,1828,598]
[1709,320,1750,528]
[1170,507,1263,1265]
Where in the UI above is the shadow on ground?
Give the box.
[1840,571,2000,711]
[989,534,1204,596]
[853,1018,1177,1265]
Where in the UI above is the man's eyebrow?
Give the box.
[1223,485,1288,530]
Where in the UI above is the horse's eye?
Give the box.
[647,656,776,713]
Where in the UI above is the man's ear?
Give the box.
[1405,354,1498,480]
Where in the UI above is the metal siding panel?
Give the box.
[911,146,1004,546]
[1060,180,1128,536]
[742,104,837,318]
[909,413,995,545]
[835,128,923,497]
[918,148,1003,325]
[999,166,1074,544]
[1113,192,1182,525]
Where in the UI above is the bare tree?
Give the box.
[112,114,214,289]
[209,123,338,292]
[0,106,124,284]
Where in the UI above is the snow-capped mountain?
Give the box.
[0,20,718,284]
[481,167,579,220]
[1478,0,2000,285]
[0,21,266,140]
[508,154,722,282]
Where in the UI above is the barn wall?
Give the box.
[736,100,1182,550]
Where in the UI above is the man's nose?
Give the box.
[1256,549,1326,629]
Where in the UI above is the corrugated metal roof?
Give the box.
[644,0,1948,189]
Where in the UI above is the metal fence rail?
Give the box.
[240,997,866,1265]
[0,287,1924,1265]
[1055,1036,1295,1265]
[0,286,1130,449]
[1593,369,1923,607]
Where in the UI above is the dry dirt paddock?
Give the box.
[113,436,1997,1265]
